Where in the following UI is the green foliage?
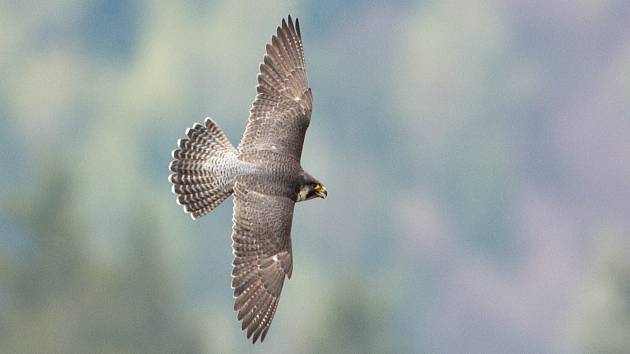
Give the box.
[567,230,630,354]
[0,158,198,353]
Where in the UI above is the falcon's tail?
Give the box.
[169,117,242,219]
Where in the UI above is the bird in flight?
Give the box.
[168,15,326,343]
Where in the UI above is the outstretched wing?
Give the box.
[230,180,294,343]
[238,15,312,163]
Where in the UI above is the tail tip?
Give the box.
[169,117,235,220]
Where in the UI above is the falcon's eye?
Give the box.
[302,184,321,200]
[308,184,319,194]
[312,183,327,199]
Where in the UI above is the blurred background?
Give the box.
[1,1,630,353]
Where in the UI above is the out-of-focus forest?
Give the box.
[1,1,630,353]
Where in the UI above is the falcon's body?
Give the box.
[168,16,326,343]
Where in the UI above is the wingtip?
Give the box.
[261,328,269,342]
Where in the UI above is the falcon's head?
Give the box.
[297,173,327,202]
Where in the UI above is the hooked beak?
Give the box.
[316,185,327,199]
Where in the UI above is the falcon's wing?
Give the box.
[230,180,294,343]
[238,15,312,162]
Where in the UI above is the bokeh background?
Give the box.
[2,1,630,353]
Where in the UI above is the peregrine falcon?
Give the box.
[168,16,326,343]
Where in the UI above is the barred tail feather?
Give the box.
[169,117,239,219]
